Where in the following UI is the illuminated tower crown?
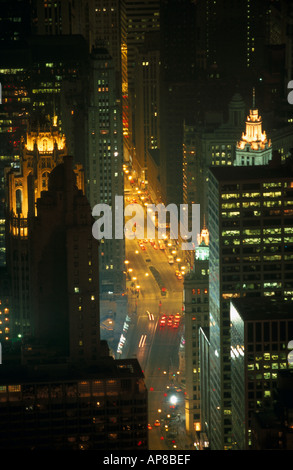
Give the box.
[5,117,85,340]
[235,88,272,166]
[5,116,84,238]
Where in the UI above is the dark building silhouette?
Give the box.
[0,357,148,450]
[159,0,197,206]
[2,149,148,450]
[251,370,293,450]
[30,155,100,363]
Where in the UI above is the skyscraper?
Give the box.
[208,155,293,449]
[87,47,125,295]
[0,34,90,269]
[29,155,100,363]
[32,0,95,49]
[194,0,271,79]
[124,0,160,99]
[94,1,132,163]
[133,31,160,185]
[184,227,209,438]
[5,117,81,341]
[159,0,197,206]
[235,91,272,166]
[0,356,148,450]
[230,297,293,449]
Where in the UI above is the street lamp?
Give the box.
[169,395,178,406]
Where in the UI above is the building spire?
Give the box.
[235,87,272,165]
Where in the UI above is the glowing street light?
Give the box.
[169,395,178,406]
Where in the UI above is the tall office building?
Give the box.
[208,155,293,449]
[92,1,160,166]
[94,1,132,163]
[87,47,125,294]
[250,369,293,450]
[0,357,148,450]
[32,0,95,49]
[230,297,293,449]
[29,155,101,363]
[193,0,292,116]
[198,325,210,450]
[0,34,90,268]
[194,0,271,79]
[133,31,160,184]
[0,0,32,42]
[159,0,197,206]
[124,0,160,98]
[184,228,209,439]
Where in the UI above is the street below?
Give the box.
[119,179,194,450]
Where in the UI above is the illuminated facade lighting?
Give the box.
[235,89,272,166]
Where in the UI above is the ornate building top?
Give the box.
[5,116,83,237]
[235,89,272,166]
[237,89,271,152]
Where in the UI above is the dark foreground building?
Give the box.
[0,357,148,450]
[2,125,148,450]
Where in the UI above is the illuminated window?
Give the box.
[8,385,21,392]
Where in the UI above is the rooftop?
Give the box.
[231,297,293,322]
[209,153,293,182]
[0,356,145,386]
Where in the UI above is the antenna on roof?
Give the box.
[252,87,256,109]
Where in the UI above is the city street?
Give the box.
[119,176,193,450]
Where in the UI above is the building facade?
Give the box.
[183,93,246,229]
[230,297,293,449]
[29,155,100,363]
[4,119,74,340]
[208,157,293,449]
[87,47,125,295]
[133,31,160,185]
[183,229,209,439]
[235,92,272,166]
[0,357,148,450]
